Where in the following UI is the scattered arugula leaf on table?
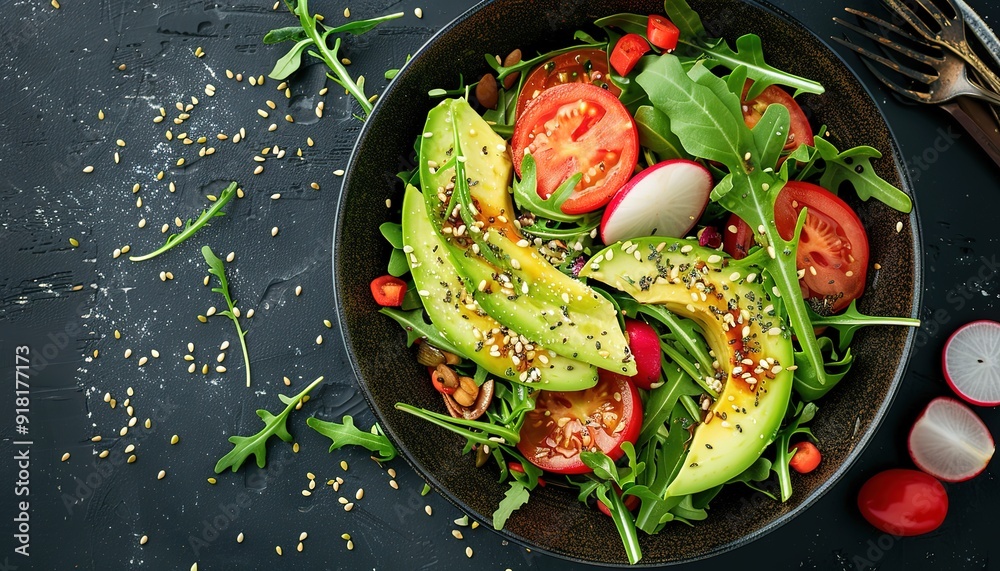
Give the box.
[128,182,237,262]
[202,245,253,388]
[307,415,396,462]
[214,376,325,473]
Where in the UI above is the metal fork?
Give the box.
[832,11,1000,107]
[882,0,1000,93]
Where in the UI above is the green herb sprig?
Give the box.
[129,181,237,262]
[307,415,397,462]
[265,0,403,117]
[202,245,252,388]
[214,376,325,473]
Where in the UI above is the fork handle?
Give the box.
[940,98,1000,169]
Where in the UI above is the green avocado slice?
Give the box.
[402,184,597,390]
[581,237,795,496]
[418,98,635,377]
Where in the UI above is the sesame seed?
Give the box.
[301,490,312,497]
[344,503,354,512]
[344,7,350,17]
[293,442,300,453]
[191,565,198,571]
[895,221,903,233]
[324,319,332,328]
[874,263,882,270]
[226,251,235,263]
[340,460,348,471]
[140,535,148,545]
[275,546,282,556]
[83,165,94,173]
[295,285,302,296]
[311,182,320,190]
[145,418,152,429]
[452,530,463,539]
[465,547,473,558]
[355,489,364,500]
[171,435,179,445]
[271,227,279,237]
[415,7,423,17]
[207,477,217,484]
[124,348,133,358]
[254,165,264,175]
[347,540,354,551]
[61,452,70,462]
[424,505,432,516]
[296,542,304,552]
[98,109,105,120]
[237,532,244,543]
[157,470,166,480]
[99,450,109,459]
[216,365,226,373]
[127,454,137,464]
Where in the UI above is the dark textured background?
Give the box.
[0,0,997,570]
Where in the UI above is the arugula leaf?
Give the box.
[694,34,825,99]
[202,245,253,388]
[594,13,649,36]
[129,182,238,262]
[486,44,605,86]
[378,307,464,357]
[638,360,701,446]
[394,402,521,445]
[322,13,403,36]
[581,450,621,484]
[380,221,410,277]
[306,415,396,461]
[269,38,312,80]
[214,376,325,473]
[792,336,854,402]
[379,222,403,248]
[596,483,643,564]
[813,138,913,212]
[387,248,409,277]
[664,0,707,40]
[512,154,584,223]
[634,105,689,161]
[751,99,792,172]
[263,26,307,44]
[808,300,920,351]
[493,480,530,530]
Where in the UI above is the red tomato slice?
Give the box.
[370,275,407,307]
[610,33,651,76]
[647,15,680,51]
[516,48,621,119]
[857,469,948,536]
[517,370,642,475]
[722,181,869,314]
[512,83,639,215]
[788,441,822,474]
[741,81,813,152]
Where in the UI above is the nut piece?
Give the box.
[502,49,522,89]
[443,379,494,421]
[434,364,460,390]
[475,73,499,110]
[441,350,462,366]
[452,376,479,407]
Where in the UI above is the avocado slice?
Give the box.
[580,238,795,496]
[401,184,598,390]
[418,98,635,376]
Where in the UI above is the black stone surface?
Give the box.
[0,0,997,570]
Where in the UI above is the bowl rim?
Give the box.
[332,0,924,565]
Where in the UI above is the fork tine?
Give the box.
[843,7,936,47]
[833,15,942,66]
[910,0,955,30]
[882,0,936,40]
[830,35,939,84]
[856,56,934,103]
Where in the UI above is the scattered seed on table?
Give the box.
[150,349,160,358]
[237,532,244,543]
[127,454,137,464]
[344,503,354,512]
[415,7,423,18]
[140,535,148,545]
[191,564,198,571]
[296,542,304,552]
[465,547,473,558]
[82,166,94,174]
[895,221,903,233]
[271,193,281,200]
[275,546,282,556]
[271,227,279,237]
[113,248,121,259]
[344,7,350,17]
[128,417,138,427]
[157,470,166,480]
[293,442,300,453]
[310,182,320,190]
[340,460,348,471]
[144,418,151,429]
[307,137,314,147]
[114,152,120,164]
[355,488,364,500]
[347,540,354,551]
[232,307,241,318]
[162,224,170,234]
[61,452,70,462]
[98,109,105,120]
[216,365,226,373]
[171,435,179,445]
[207,477,217,485]
[334,169,345,176]
[124,348,132,358]
[470,521,479,530]
[452,530,463,540]
[99,450,110,459]
[138,218,146,228]
[283,376,291,386]
[390,480,399,490]
[138,356,148,366]
[302,490,312,497]
[424,505,432,516]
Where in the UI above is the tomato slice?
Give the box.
[516,48,621,119]
[788,441,822,474]
[741,81,813,153]
[722,181,869,314]
[512,83,639,215]
[517,370,642,475]
[647,15,680,51]
[610,33,651,76]
[370,275,407,306]
[857,469,948,536]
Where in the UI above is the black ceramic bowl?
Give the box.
[334,0,921,565]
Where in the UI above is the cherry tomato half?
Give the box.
[370,275,407,307]
[512,82,639,215]
[516,48,621,119]
[857,469,948,536]
[723,181,870,314]
[517,370,642,475]
[741,81,813,153]
[788,441,822,474]
[610,33,651,76]
[647,15,680,51]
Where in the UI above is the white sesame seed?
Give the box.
[271,227,279,237]
[316,335,323,345]
[425,505,432,515]
[61,452,70,462]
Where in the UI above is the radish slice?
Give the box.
[600,159,712,244]
[943,320,1000,406]
[908,397,994,483]
[623,318,661,390]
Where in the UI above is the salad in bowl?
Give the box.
[351,0,921,564]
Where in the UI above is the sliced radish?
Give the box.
[943,320,1000,406]
[600,159,712,245]
[908,397,994,483]
[624,318,661,390]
